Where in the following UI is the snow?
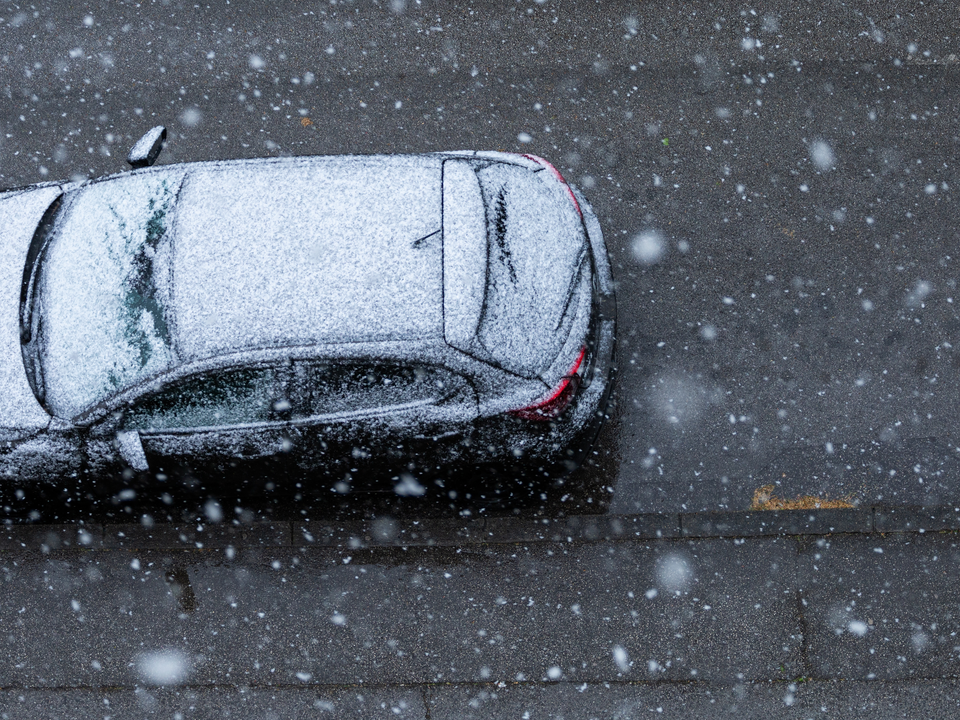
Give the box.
[848,620,868,637]
[136,650,192,685]
[179,108,202,127]
[126,126,166,167]
[40,169,185,418]
[612,645,631,672]
[172,156,443,361]
[631,229,666,265]
[656,554,694,594]
[474,162,587,375]
[204,499,223,522]
[809,140,837,171]
[0,185,61,429]
[442,160,486,350]
[394,473,426,496]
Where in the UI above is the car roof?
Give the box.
[168,155,445,360]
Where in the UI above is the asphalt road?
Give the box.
[3,514,960,718]
[3,0,960,716]
[3,0,960,516]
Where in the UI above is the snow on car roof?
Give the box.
[170,156,444,361]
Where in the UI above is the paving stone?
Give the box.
[874,505,960,533]
[799,533,960,680]
[682,510,873,538]
[427,678,960,720]
[0,537,800,687]
[102,522,290,549]
[483,513,680,544]
[428,680,796,720]
[0,687,426,719]
[0,523,102,552]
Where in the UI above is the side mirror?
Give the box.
[127,126,167,169]
[116,430,149,471]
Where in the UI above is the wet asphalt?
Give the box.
[4,513,960,718]
[3,0,960,716]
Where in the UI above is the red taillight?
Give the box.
[509,346,586,421]
[521,153,583,219]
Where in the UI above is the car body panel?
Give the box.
[0,185,61,432]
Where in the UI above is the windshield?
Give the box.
[35,171,185,418]
[475,163,587,375]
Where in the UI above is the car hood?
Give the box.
[0,185,61,430]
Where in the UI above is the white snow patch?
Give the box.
[809,140,836,171]
[136,650,192,686]
[204,500,223,523]
[248,54,266,70]
[905,280,933,308]
[631,230,666,265]
[179,107,202,127]
[656,553,694,593]
[612,645,631,672]
[848,620,868,637]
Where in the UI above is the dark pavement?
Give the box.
[4,509,960,717]
[3,0,960,514]
[3,0,960,716]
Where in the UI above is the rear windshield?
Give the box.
[475,163,586,375]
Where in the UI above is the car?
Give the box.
[0,127,616,496]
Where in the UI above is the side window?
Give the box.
[123,367,280,431]
[292,363,461,419]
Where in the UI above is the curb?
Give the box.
[2,505,959,552]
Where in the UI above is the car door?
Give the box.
[115,364,292,483]
[0,425,83,487]
[286,360,478,488]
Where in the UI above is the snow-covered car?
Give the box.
[0,130,616,493]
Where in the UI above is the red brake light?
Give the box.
[521,153,583,219]
[509,346,586,421]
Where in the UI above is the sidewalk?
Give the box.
[3,508,960,718]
